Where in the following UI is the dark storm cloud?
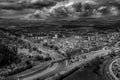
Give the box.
[0,9,35,19]
[25,0,120,20]
[0,0,120,10]
[0,0,58,18]
[1,0,120,20]
[0,0,57,10]
[0,3,28,10]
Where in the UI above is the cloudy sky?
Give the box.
[0,0,57,18]
[0,0,120,20]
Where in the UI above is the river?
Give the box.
[63,69,106,80]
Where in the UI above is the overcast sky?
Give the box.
[0,0,120,20]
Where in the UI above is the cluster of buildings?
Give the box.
[1,25,120,79]
[26,31,120,56]
[112,58,120,79]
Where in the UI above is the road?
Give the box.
[109,58,120,80]
[4,38,66,80]
[21,39,120,80]
[101,56,120,80]
[102,58,116,80]
[16,38,66,80]
[67,49,112,70]
[21,63,59,80]
[8,38,120,80]
[4,61,50,80]
[20,45,117,80]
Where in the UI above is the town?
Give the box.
[0,0,120,80]
[0,22,120,80]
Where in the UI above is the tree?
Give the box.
[66,51,71,60]
[54,46,59,51]
[0,44,19,66]
[34,55,43,61]
[108,49,116,58]
[0,53,3,64]
[43,43,48,47]
[32,47,38,51]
